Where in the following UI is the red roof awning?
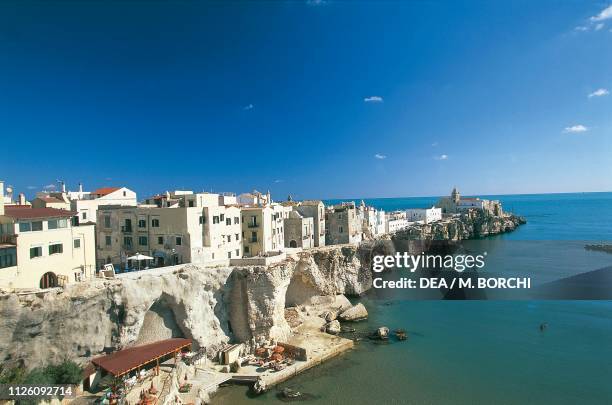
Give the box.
[91,338,192,376]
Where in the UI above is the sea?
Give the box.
[213,192,612,405]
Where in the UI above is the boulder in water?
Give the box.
[338,303,368,321]
[326,320,341,335]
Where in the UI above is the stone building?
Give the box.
[325,202,362,245]
[293,200,326,247]
[357,200,386,237]
[283,211,314,249]
[436,187,503,216]
[96,192,242,270]
[241,203,291,256]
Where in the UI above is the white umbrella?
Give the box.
[126,253,154,261]
[126,253,154,270]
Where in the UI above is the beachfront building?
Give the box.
[405,207,442,224]
[325,202,362,245]
[437,187,503,216]
[241,203,291,256]
[0,182,96,290]
[385,211,409,233]
[96,192,242,269]
[283,211,314,249]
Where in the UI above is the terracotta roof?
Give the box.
[93,187,121,196]
[36,196,63,203]
[4,206,76,219]
[91,338,192,376]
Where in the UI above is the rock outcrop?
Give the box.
[0,245,372,370]
[394,211,526,241]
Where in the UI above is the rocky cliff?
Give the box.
[0,245,373,370]
[393,211,526,241]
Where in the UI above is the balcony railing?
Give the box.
[121,226,133,233]
[247,223,259,228]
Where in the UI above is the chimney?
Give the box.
[18,193,26,205]
[0,181,4,216]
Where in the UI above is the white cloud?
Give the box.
[243,104,254,110]
[588,88,609,98]
[431,142,439,147]
[434,154,448,160]
[575,25,589,31]
[44,184,56,190]
[374,153,387,160]
[564,124,588,133]
[364,96,383,103]
[590,5,612,22]
[595,23,605,31]
[273,179,283,183]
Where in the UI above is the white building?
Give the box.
[385,211,409,233]
[405,207,442,224]
[241,203,291,256]
[0,181,96,290]
[97,192,242,269]
[71,186,137,224]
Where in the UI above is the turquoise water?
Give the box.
[213,192,612,405]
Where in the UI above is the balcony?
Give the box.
[0,234,17,245]
[247,223,259,228]
[121,226,133,233]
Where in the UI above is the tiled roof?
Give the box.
[4,206,76,219]
[93,187,121,196]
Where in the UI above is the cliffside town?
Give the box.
[0,244,372,370]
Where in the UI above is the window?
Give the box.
[19,222,31,232]
[105,235,112,246]
[139,236,148,246]
[227,235,231,242]
[123,236,132,248]
[235,249,240,256]
[157,236,164,245]
[30,246,43,258]
[199,216,204,225]
[227,251,231,259]
[188,200,194,207]
[48,219,67,229]
[339,226,344,233]
[213,216,220,224]
[104,215,111,228]
[226,218,231,226]
[151,218,160,227]
[123,191,126,197]
[82,212,87,220]
[235,233,239,241]
[31,221,43,231]
[176,236,182,246]
[49,243,63,255]
[0,247,17,268]
[74,239,81,249]
[245,246,250,253]
[138,219,146,228]
[251,231,257,242]
[220,214,224,221]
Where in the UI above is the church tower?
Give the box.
[451,187,460,203]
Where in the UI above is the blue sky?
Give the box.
[0,0,611,200]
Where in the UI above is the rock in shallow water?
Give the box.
[338,303,368,321]
[326,320,341,335]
